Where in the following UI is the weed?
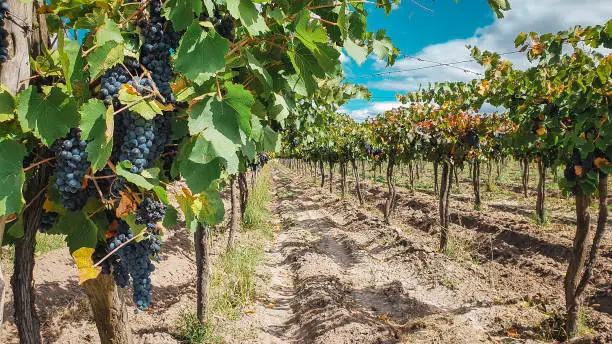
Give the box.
[440,278,457,290]
[36,233,66,254]
[175,311,222,344]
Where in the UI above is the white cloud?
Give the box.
[366,0,612,93]
[339,101,402,122]
[344,0,612,121]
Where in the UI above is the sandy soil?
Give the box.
[1,164,610,343]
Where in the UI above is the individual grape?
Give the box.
[53,129,90,211]
[0,0,8,64]
[38,211,58,233]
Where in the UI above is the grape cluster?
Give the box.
[99,59,141,106]
[137,0,177,103]
[0,0,8,64]
[38,211,58,233]
[135,197,167,231]
[53,129,90,211]
[466,130,480,148]
[106,220,156,310]
[200,10,235,41]
[118,113,157,173]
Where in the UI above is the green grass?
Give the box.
[175,311,222,344]
[35,233,66,254]
[176,165,275,342]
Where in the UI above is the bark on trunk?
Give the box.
[408,161,414,191]
[351,160,364,205]
[473,161,481,209]
[329,160,334,193]
[340,162,346,197]
[439,162,453,252]
[195,224,211,324]
[415,161,420,180]
[361,160,365,180]
[433,162,439,196]
[83,275,133,344]
[384,156,396,225]
[227,176,239,251]
[522,158,529,197]
[238,173,248,222]
[564,173,608,338]
[319,160,325,187]
[12,162,52,344]
[536,158,546,223]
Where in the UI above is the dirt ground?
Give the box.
[1,163,610,343]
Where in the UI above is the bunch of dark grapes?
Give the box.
[0,0,8,63]
[99,59,141,107]
[107,220,156,310]
[466,130,480,148]
[38,211,58,233]
[118,113,156,173]
[53,129,90,211]
[258,152,270,166]
[135,197,167,233]
[365,144,373,155]
[137,0,177,104]
[200,10,235,41]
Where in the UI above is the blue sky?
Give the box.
[341,0,612,121]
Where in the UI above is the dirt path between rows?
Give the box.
[230,165,609,343]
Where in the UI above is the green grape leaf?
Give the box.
[188,83,254,142]
[263,126,281,152]
[2,217,24,246]
[226,0,268,36]
[246,51,272,92]
[344,38,368,65]
[79,100,113,172]
[190,131,239,173]
[122,213,147,238]
[162,204,178,228]
[163,0,203,32]
[56,211,98,254]
[95,17,123,45]
[372,37,393,60]
[116,164,158,190]
[86,40,125,80]
[268,93,290,127]
[178,139,222,193]
[175,24,229,85]
[0,86,16,122]
[197,189,224,226]
[0,140,26,216]
[17,86,79,147]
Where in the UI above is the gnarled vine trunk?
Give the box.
[340,162,347,197]
[1,1,48,337]
[433,161,439,196]
[564,172,608,338]
[319,160,325,187]
[472,160,481,209]
[329,160,334,193]
[351,160,364,205]
[383,155,396,225]
[83,275,133,344]
[195,224,211,324]
[12,160,52,344]
[227,176,239,251]
[536,157,546,224]
[522,158,529,197]
[439,162,453,252]
[408,161,414,191]
[238,173,248,222]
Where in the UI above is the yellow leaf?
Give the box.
[378,313,390,321]
[536,127,547,136]
[538,113,545,120]
[72,247,101,285]
[244,310,256,315]
[504,328,520,338]
[575,165,583,177]
[43,199,54,212]
[594,157,609,168]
